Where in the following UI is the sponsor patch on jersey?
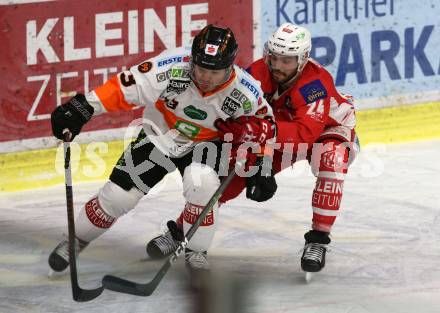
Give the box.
[205,44,219,56]
[299,79,327,104]
[174,120,200,139]
[230,88,250,105]
[156,69,172,82]
[243,100,252,113]
[166,79,190,94]
[171,68,189,78]
[183,105,207,120]
[222,97,240,116]
[240,78,260,99]
[157,55,189,67]
[138,61,152,73]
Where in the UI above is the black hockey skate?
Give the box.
[301,230,331,273]
[146,220,184,259]
[48,237,89,272]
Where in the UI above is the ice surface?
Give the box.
[1,140,440,313]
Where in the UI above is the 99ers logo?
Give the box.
[138,61,153,73]
[256,106,268,116]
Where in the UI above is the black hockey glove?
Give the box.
[246,156,277,202]
[51,94,94,140]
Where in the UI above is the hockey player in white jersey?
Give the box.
[48,25,276,276]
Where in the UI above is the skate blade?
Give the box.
[47,269,55,278]
[304,272,314,283]
[47,269,65,279]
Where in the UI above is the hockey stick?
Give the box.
[102,152,246,296]
[63,131,104,302]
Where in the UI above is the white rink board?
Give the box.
[258,0,440,109]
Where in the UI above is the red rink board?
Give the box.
[0,0,253,142]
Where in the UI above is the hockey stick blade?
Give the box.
[102,158,243,296]
[102,275,152,296]
[103,248,175,296]
[103,262,171,297]
[72,284,104,302]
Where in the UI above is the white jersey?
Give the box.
[86,47,274,157]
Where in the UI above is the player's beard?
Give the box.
[271,68,298,85]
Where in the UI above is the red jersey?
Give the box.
[247,58,356,148]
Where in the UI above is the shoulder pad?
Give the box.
[234,66,262,100]
[132,47,190,77]
[149,47,191,70]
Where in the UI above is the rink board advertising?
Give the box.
[1,0,439,144]
[0,0,253,142]
[259,0,440,109]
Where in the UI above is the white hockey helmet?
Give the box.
[265,23,312,70]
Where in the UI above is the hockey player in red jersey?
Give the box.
[47,25,276,277]
[147,23,359,275]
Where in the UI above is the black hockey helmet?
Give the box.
[191,24,238,70]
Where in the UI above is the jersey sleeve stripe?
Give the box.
[94,76,136,112]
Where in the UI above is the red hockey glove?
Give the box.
[215,116,276,145]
